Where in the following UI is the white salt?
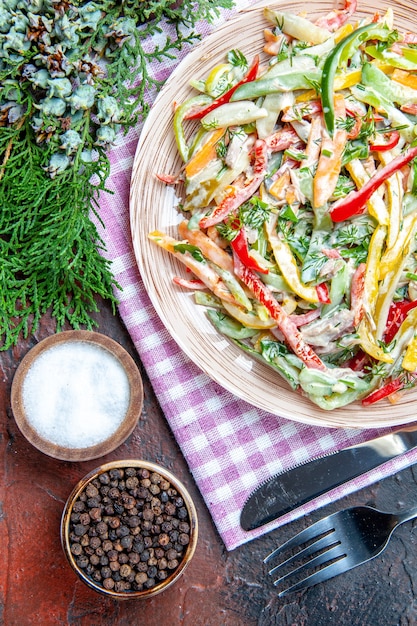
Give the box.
[22,341,131,449]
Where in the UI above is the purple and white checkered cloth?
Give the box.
[94,1,417,550]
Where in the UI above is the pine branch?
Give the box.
[0,0,235,349]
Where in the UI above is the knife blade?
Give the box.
[240,425,417,531]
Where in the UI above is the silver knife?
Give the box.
[240,424,417,531]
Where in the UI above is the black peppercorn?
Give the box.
[70,543,83,556]
[67,466,192,594]
[76,555,89,569]
[89,536,101,550]
[99,473,110,485]
[96,521,108,536]
[120,535,133,550]
[101,566,112,579]
[74,523,89,537]
[178,507,188,520]
[103,577,114,590]
[85,484,99,498]
[73,501,86,513]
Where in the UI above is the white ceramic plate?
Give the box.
[130,0,417,428]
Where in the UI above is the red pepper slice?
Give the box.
[185,55,260,121]
[330,144,417,222]
[316,282,331,304]
[234,257,326,370]
[361,377,405,406]
[370,130,400,152]
[384,299,417,344]
[346,349,370,372]
[230,227,268,274]
[199,139,267,229]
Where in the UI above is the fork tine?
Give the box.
[268,531,338,577]
[277,552,351,597]
[264,513,338,564]
[272,542,346,588]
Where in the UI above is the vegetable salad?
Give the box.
[149,1,417,410]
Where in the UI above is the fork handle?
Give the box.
[396,505,417,524]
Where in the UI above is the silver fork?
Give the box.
[264,504,417,597]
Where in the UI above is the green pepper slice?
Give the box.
[321,24,390,136]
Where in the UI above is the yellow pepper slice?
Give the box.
[222,301,276,329]
[357,318,393,363]
[363,225,387,318]
[333,69,361,90]
[402,335,417,371]
[378,150,403,251]
[185,127,225,179]
[357,225,392,361]
[345,160,389,225]
[334,23,354,42]
[375,258,408,341]
[205,63,232,97]
[394,308,417,369]
[266,215,319,303]
[392,68,417,90]
[379,212,417,281]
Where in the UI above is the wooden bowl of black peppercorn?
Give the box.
[60,460,198,598]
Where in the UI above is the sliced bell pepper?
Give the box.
[184,127,225,179]
[234,257,326,370]
[321,23,392,137]
[148,231,237,305]
[357,317,394,363]
[402,335,417,371]
[222,301,276,329]
[199,139,267,229]
[185,55,260,120]
[378,212,417,281]
[344,159,389,225]
[378,149,403,252]
[384,299,417,344]
[392,68,417,90]
[316,282,331,304]
[313,94,347,207]
[173,94,212,162]
[230,227,269,274]
[350,262,366,326]
[369,129,400,151]
[347,349,370,371]
[206,309,259,340]
[330,145,417,222]
[177,220,235,274]
[266,215,320,304]
[361,377,406,405]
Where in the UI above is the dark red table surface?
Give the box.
[2,299,417,626]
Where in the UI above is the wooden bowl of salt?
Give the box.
[10,331,143,461]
